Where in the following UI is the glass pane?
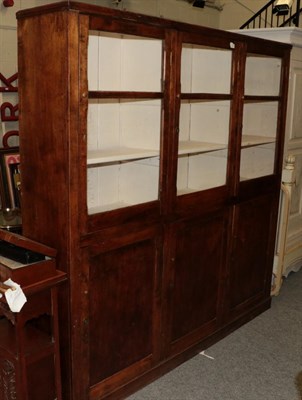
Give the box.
[240,101,278,181]
[177,149,228,194]
[88,31,163,92]
[87,31,163,214]
[245,54,281,96]
[181,44,232,94]
[241,53,281,181]
[177,43,232,195]
[177,99,230,194]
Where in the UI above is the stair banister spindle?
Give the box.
[240,0,302,29]
[296,0,301,26]
[271,3,274,26]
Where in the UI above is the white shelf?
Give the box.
[241,135,275,148]
[178,140,226,155]
[88,201,130,214]
[87,147,159,165]
[177,188,197,195]
[177,182,224,195]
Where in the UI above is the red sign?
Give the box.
[0,73,19,147]
[0,72,18,92]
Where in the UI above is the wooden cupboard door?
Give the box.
[176,34,234,197]
[227,195,278,320]
[86,229,161,399]
[164,213,227,356]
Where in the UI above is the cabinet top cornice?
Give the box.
[16,1,291,53]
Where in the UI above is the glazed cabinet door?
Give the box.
[240,52,283,181]
[226,194,279,321]
[176,33,234,199]
[78,226,162,400]
[83,21,165,226]
[163,212,227,356]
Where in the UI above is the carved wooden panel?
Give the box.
[0,359,16,400]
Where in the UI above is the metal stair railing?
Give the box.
[240,0,301,29]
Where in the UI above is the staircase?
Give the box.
[240,0,302,29]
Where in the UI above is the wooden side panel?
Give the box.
[228,194,278,318]
[18,11,81,400]
[166,212,227,355]
[18,11,78,248]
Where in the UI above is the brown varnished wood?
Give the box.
[244,95,281,101]
[94,297,271,400]
[238,175,281,200]
[88,91,163,99]
[78,12,89,238]
[16,2,291,399]
[18,9,81,400]
[72,14,91,400]
[165,211,228,356]
[181,93,232,100]
[89,243,154,382]
[0,228,56,257]
[226,194,279,321]
[18,11,74,255]
[85,225,162,399]
[89,15,165,39]
[16,1,291,54]
[160,29,181,216]
[0,231,66,400]
[227,41,246,198]
[86,201,161,232]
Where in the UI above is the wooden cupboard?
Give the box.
[232,27,302,294]
[16,2,291,399]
